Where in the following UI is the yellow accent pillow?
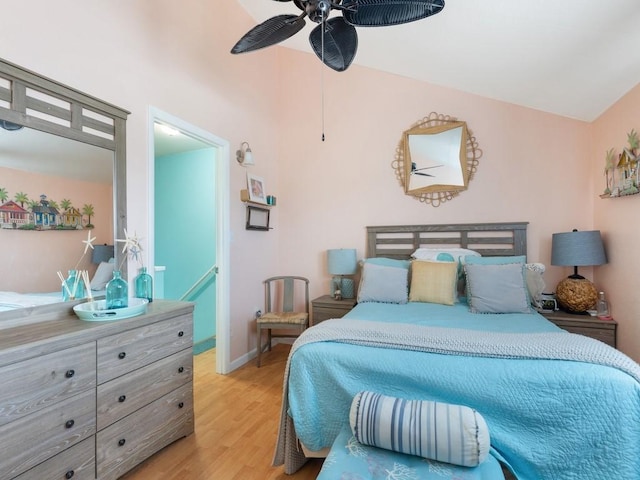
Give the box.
[409,260,458,305]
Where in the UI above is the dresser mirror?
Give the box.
[0,58,128,318]
[393,112,482,207]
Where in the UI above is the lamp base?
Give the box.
[555,277,598,313]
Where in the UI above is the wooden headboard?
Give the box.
[366,222,528,260]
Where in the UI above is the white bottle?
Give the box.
[596,291,610,318]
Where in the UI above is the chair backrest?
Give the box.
[264,276,310,314]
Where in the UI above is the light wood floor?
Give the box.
[121,344,323,480]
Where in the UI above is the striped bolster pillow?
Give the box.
[349,391,490,467]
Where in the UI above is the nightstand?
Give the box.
[311,295,357,326]
[541,310,617,348]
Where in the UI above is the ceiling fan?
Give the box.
[411,162,442,176]
[231,0,445,72]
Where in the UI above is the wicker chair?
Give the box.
[256,276,310,367]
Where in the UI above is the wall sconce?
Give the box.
[236,141,255,166]
[551,229,607,313]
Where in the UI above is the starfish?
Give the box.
[116,228,143,257]
[82,230,96,254]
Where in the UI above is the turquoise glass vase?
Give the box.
[62,269,86,301]
[106,270,128,309]
[134,267,153,302]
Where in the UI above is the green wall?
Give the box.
[155,148,217,346]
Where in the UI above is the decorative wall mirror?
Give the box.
[392,112,482,207]
[0,58,128,318]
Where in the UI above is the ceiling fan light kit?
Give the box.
[231,0,445,72]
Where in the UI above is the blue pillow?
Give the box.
[464,262,531,314]
[464,255,526,265]
[362,257,411,269]
[350,391,490,467]
[357,262,409,304]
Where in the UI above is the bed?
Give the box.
[274,222,640,480]
[0,261,113,312]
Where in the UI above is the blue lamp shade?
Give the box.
[92,244,114,264]
[327,249,357,275]
[551,230,607,270]
[327,249,357,299]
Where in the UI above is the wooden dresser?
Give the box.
[0,300,194,480]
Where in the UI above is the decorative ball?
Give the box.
[555,278,598,313]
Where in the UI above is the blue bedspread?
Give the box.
[277,303,640,480]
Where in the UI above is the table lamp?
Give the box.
[92,244,114,264]
[327,249,357,300]
[550,229,607,313]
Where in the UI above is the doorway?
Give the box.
[148,107,230,374]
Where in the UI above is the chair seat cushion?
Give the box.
[317,424,505,480]
[258,312,308,325]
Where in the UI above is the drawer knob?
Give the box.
[65,369,75,378]
[178,331,184,337]
[118,438,126,447]
[118,352,126,360]
[178,366,184,373]
[118,395,127,403]
[178,402,184,409]
[65,470,75,479]
[65,419,75,429]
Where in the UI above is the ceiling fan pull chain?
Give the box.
[321,9,326,142]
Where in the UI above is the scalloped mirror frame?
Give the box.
[392,112,482,207]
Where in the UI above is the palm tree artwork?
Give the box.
[82,204,95,228]
[604,148,615,195]
[14,191,28,207]
[0,187,8,203]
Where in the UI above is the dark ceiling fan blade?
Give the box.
[309,17,358,72]
[343,0,445,27]
[230,15,306,54]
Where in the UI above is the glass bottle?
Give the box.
[134,266,153,302]
[106,270,128,309]
[596,291,610,318]
[62,269,85,301]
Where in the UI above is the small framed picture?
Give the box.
[247,173,267,204]
[246,205,270,231]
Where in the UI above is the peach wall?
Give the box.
[275,48,594,303]
[0,1,634,366]
[0,0,283,361]
[0,167,112,292]
[591,82,640,361]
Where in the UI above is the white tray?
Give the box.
[73,298,148,321]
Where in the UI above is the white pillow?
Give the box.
[90,261,115,290]
[411,247,481,262]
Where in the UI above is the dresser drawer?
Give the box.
[96,382,194,480]
[0,342,96,427]
[0,389,96,480]
[13,436,95,480]
[97,314,193,384]
[97,348,193,429]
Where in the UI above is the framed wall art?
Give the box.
[247,173,267,204]
[246,205,270,231]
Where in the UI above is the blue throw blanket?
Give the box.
[274,318,640,479]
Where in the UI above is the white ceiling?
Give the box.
[235,0,640,121]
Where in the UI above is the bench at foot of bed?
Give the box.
[317,425,506,480]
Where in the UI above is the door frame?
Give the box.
[148,106,231,374]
